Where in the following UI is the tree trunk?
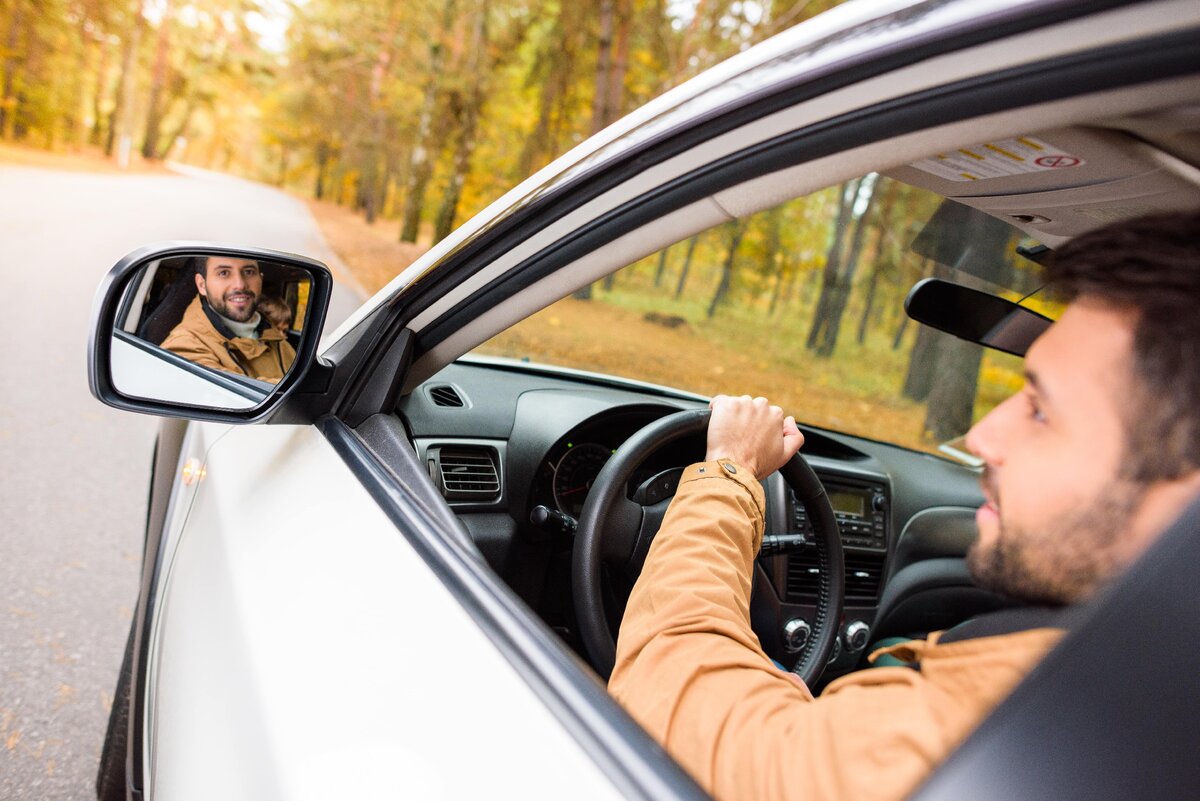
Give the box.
[674,235,699,299]
[89,32,112,146]
[160,99,194,159]
[814,176,878,356]
[141,1,172,160]
[0,1,25,140]
[434,1,488,242]
[806,179,858,350]
[902,323,941,401]
[590,0,615,135]
[72,12,92,149]
[363,2,402,225]
[924,337,983,440]
[856,229,888,344]
[707,221,746,319]
[517,57,557,177]
[608,0,631,122]
[769,256,793,317]
[400,0,457,243]
[106,7,144,159]
[314,141,330,199]
[653,245,670,287]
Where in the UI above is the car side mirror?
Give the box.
[904,278,1053,357]
[88,243,333,422]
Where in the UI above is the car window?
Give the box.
[475,173,1064,457]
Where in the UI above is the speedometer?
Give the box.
[553,443,613,519]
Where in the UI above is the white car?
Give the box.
[89,1,1200,799]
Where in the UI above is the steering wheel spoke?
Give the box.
[598,496,646,563]
[624,497,672,580]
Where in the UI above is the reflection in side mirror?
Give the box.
[90,244,332,420]
[904,278,1053,357]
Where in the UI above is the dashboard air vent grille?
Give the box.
[785,548,821,602]
[437,447,499,499]
[784,549,886,604]
[844,552,885,603]
[429,385,465,407]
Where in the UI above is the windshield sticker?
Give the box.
[910,137,1085,182]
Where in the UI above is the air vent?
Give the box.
[435,447,499,500]
[784,548,885,604]
[844,552,885,604]
[429,385,465,407]
[785,548,821,602]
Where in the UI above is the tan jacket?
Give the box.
[609,461,1063,801]
[161,297,296,383]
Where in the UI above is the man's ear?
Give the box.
[194,272,207,298]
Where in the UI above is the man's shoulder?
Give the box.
[161,315,226,362]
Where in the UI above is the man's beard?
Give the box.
[209,290,258,323]
[967,469,1145,606]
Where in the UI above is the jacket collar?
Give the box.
[200,297,270,340]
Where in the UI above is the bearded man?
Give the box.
[609,210,1200,801]
[161,256,295,383]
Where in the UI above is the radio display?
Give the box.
[828,490,866,518]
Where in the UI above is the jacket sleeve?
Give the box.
[608,462,951,801]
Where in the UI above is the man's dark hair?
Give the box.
[191,255,209,279]
[1048,209,1200,481]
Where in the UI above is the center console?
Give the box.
[759,468,892,681]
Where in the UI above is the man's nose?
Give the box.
[965,404,1002,465]
[965,422,986,461]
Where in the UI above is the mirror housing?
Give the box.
[904,278,1053,357]
[88,242,334,423]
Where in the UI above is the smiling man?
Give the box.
[161,255,296,383]
[609,210,1200,801]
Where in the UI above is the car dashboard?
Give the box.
[397,359,999,683]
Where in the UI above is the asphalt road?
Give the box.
[0,163,364,800]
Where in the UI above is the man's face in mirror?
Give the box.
[195,257,263,323]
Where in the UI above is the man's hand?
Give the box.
[705,395,804,480]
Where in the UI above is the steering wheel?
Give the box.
[572,408,844,684]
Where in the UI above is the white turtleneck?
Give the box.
[218,311,262,340]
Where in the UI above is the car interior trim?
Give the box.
[891,506,982,577]
[320,415,713,801]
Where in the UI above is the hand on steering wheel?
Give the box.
[571,407,844,684]
[705,394,804,479]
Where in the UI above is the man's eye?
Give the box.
[1028,397,1046,423]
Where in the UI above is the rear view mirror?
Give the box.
[904,278,1052,357]
[89,243,333,421]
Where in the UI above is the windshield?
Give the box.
[475,174,1063,458]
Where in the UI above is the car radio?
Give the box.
[792,479,888,550]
